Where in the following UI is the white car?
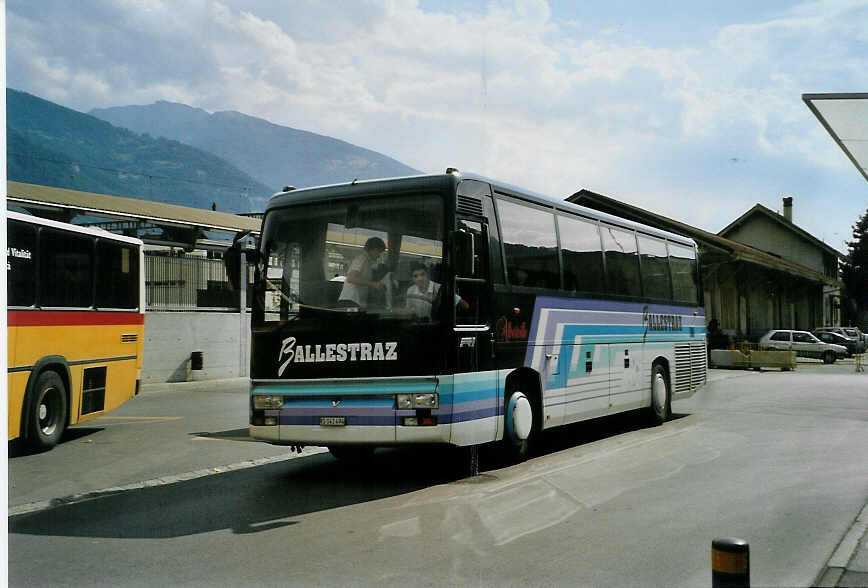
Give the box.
[759,329,847,364]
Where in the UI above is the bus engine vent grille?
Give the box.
[457,195,484,217]
[674,341,707,394]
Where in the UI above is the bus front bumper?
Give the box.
[249,377,453,446]
[250,423,452,445]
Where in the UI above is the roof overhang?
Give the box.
[802,93,868,184]
[6,181,261,250]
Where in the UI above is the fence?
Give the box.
[145,253,242,311]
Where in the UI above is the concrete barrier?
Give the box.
[710,349,795,370]
[749,350,796,369]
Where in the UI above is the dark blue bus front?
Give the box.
[248,174,499,449]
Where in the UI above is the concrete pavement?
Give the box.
[10,363,867,586]
[137,363,868,587]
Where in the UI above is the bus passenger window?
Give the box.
[7,220,36,307]
[637,234,672,301]
[40,229,94,308]
[601,224,641,298]
[669,242,699,303]
[497,199,559,289]
[96,241,139,309]
[558,215,604,293]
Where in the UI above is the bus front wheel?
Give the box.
[26,371,68,451]
[502,390,537,462]
[647,363,671,425]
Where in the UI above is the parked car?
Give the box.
[759,329,847,364]
[814,327,866,354]
[813,330,858,357]
[841,327,866,352]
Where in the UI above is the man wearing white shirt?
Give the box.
[405,262,469,318]
[338,237,386,309]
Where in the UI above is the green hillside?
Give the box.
[6,89,273,213]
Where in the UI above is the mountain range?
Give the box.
[90,101,421,193]
[6,88,421,213]
[6,89,272,212]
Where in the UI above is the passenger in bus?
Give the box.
[338,237,386,309]
[405,261,469,318]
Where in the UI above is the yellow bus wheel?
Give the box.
[26,371,68,451]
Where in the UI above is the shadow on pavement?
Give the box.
[9,409,690,540]
[8,427,104,458]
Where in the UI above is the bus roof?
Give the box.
[7,210,144,247]
[265,172,696,248]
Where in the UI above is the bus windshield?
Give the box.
[259,192,446,323]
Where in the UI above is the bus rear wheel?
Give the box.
[647,363,671,426]
[26,371,68,451]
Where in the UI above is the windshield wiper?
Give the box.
[264,278,362,314]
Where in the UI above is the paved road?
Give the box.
[8,363,868,587]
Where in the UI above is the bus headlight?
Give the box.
[396,393,438,409]
[253,394,283,409]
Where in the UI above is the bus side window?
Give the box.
[558,215,605,293]
[7,220,36,307]
[637,233,672,301]
[601,224,641,298]
[96,240,139,309]
[497,198,559,289]
[669,242,699,304]
[40,229,94,308]
[482,196,504,284]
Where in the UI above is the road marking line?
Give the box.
[8,447,329,518]
[98,416,181,420]
[191,435,259,442]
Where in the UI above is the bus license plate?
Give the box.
[320,417,346,426]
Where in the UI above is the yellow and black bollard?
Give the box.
[712,537,749,587]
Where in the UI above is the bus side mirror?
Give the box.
[239,234,260,264]
[225,231,260,290]
[451,230,475,276]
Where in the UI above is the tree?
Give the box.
[840,207,868,327]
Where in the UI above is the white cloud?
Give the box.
[6,0,867,246]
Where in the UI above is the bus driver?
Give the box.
[338,237,386,309]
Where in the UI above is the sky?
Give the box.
[5,0,868,253]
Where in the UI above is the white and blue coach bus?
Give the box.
[236,170,706,461]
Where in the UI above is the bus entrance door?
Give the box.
[451,218,497,445]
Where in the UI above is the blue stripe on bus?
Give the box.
[525,297,706,369]
[271,371,502,427]
[257,379,437,396]
[533,296,706,316]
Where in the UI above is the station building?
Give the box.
[7,180,260,383]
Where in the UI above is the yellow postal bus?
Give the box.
[7,211,145,450]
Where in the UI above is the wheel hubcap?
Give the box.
[506,392,533,442]
[652,374,666,413]
[513,396,533,440]
[38,387,59,436]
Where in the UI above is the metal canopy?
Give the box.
[803,93,868,184]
